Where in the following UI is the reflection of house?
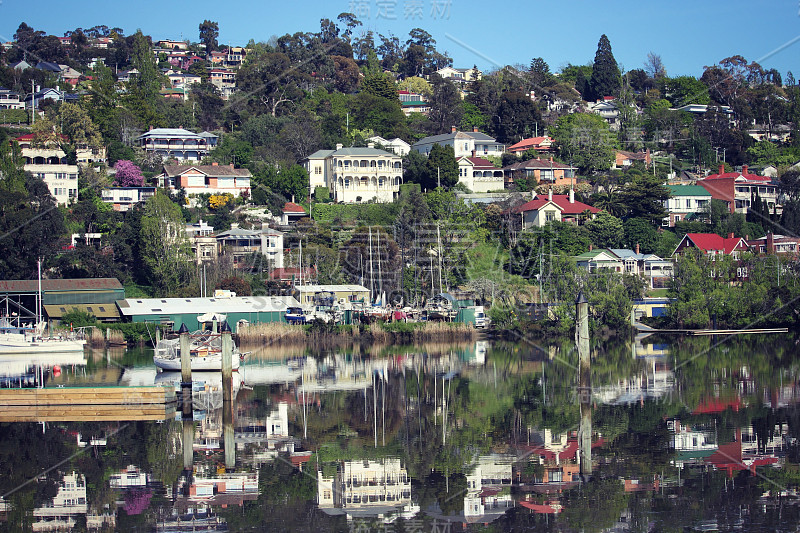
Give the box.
[109,466,149,488]
[663,185,712,226]
[32,471,114,531]
[510,190,599,228]
[457,155,504,193]
[304,144,403,204]
[412,127,504,158]
[137,128,218,161]
[462,455,515,522]
[317,458,412,517]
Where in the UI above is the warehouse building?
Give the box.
[0,278,124,324]
[116,295,301,332]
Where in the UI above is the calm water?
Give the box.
[1,334,799,532]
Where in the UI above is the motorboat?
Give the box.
[0,320,87,354]
[153,329,243,371]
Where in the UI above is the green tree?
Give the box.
[424,144,458,189]
[623,217,660,254]
[139,190,191,295]
[127,30,164,127]
[586,211,624,248]
[57,102,103,149]
[492,92,542,143]
[361,73,397,99]
[198,20,219,52]
[588,34,621,101]
[619,171,670,222]
[551,112,618,174]
[426,75,463,135]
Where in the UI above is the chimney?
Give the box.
[471,149,476,158]
[549,156,553,163]
[745,234,750,241]
[742,164,748,175]
[727,232,734,239]
[231,222,239,229]
[229,163,234,169]
[718,164,724,175]
[635,243,640,254]
[291,195,295,204]
[336,143,343,150]
[569,187,574,204]
[589,244,593,251]
[473,126,479,133]
[548,188,552,201]
[451,126,457,133]
[212,162,218,166]
[767,232,775,254]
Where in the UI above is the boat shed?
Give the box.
[293,285,371,307]
[116,295,301,332]
[0,278,124,324]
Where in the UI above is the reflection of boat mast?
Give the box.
[377,229,383,302]
[369,227,374,303]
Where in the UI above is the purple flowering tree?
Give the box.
[114,160,145,187]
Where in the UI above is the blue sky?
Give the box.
[2,0,799,79]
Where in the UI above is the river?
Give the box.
[0,333,798,531]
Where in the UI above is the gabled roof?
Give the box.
[575,250,620,262]
[503,158,575,171]
[138,128,212,140]
[702,165,771,183]
[678,233,747,254]
[0,278,123,293]
[512,194,599,215]
[412,130,497,146]
[163,164,251,178]
[35,61,62,72]
[507,136,551,152]
[458,156,496,169]
[616,150,648,161]
[306,149,336,159]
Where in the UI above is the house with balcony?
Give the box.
[186,220,218,264]
[697,165,778,215]
[209,68,236,99]
[21,147,79,205]
[576,248,673,288]
[412,127,504,158]
[588,98,621,131]
[16,132,105,167]
[317,458,412,517]
[0,87,23,109]
[457,155,504,193]
[157,163,251,201]
[100,186,156,211]
[663,185,712,226]
[502,157,577,187]
[138,128,217,161]
[304,143,403,203]
[215,224,284,269]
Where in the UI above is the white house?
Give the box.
[21,147,79,205]
[137,128,218,161]
[412,127,504,158]
[304,144,403,203]
[0,87,23,109]
[663,185,712,227]
[456,155,504,193]
[157,163,251,200]
[435,66,482,84]
[215,224,284,269]
[100,186,156,211]
[366,135,411,156]
[587,99,621,131]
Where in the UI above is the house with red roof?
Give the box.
[282,202,307,225]
[697,165,778,215]
[614,149,651,169]
[457,154,504,193]
[502,157,577,187]
[510,190,600,228]
[672,233,748,258]
[507,136,554,154]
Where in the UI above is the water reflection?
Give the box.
[1,336,799,531]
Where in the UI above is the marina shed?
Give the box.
[0,278,124,324]
[116,295,301,332]
[293,285,370,307]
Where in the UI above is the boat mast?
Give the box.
[377,229,383,303]
[437,224,444,296]
[37,258,42,327]
[369,227,374,304]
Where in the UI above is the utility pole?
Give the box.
[31,80,35,125]
[437,167,441,189]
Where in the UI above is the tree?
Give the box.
[0,141,65,279]
[427,75,463,135]
[529,57,554,89]
[619,172,670,222]
[644,52,666,79]
[551,113,618,174]
[492,92,541,143]
[330,55,361,93]
[139,190,192,295]
[588,34,621,101]
[190,81,224,131]
[425,144,458,189]
[127,30,164,127]
[361,73,397,99]
[236,51,308,117]
[216,276,251,296]
[623,217,660,253]
[586,211,624,248]
[57,103,103,149]
[398,76,433,98]
[198,20,219,52]
[113,160,144,187]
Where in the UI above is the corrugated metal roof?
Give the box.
[0,278,123,293]
[668,185,711,197]
[44,304,120,319]
[118,296,301,316]
[294,285,369,293]
[163,165,251,177]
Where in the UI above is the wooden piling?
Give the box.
[576,292,592,477]
[183,418,194,470]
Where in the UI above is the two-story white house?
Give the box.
[0,87,23,109]
[663,185,712,226]
[412,127,504,158]
[100,186,156,211]
[21,147,79,205]
[304,144,403,203]
[137,128,218,161]
[215,223,284,269]
[456,155,505,193]
[435,66,482,84]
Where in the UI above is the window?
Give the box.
[685,199,691,208]
[99,307,105,312]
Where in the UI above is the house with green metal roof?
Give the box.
[663,185,711,227]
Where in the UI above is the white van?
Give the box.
[474,306,487,328]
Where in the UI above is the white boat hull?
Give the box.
[153,353,241,371]
[0,337,86,354]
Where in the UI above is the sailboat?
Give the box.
[0,261,87,354]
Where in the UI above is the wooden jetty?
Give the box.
[0,386,177,422]
[634,322,789,336]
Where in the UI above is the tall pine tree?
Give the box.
[588,34,621,101]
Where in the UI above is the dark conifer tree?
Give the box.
[588,34,621,101]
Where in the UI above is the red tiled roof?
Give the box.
[15,133,70,143]
[692,397,741,414]
[507,137,551,152]
[283,202,307,214]
[703,164,771,183]
[462,156,496,169]
[519,501,560,514]
[512,194,599,215]
[683,233,747,254]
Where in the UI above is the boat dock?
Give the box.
[634,322,789,336]
[0,386,177,422]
